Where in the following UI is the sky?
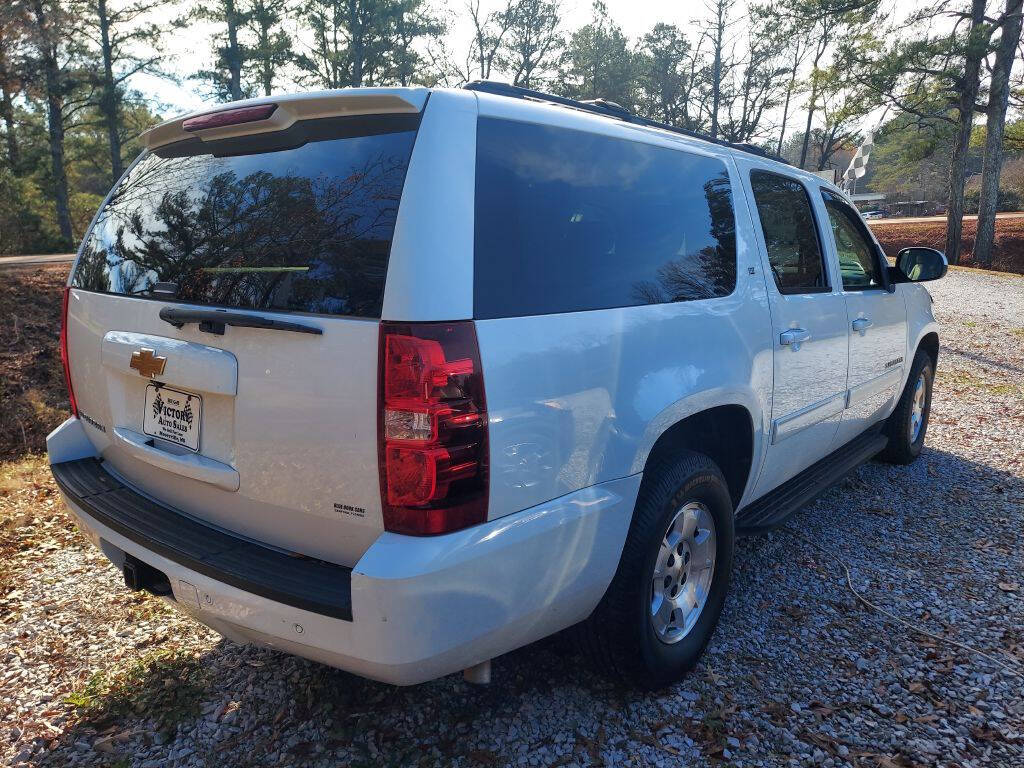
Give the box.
[133,0,753,118]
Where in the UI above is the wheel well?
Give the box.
[917,332,939,367]
[644,405,754,509]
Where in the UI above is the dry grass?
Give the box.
[0,266,71,460]
[0,454,79,600]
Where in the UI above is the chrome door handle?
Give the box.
[779,328,811,350]
[852,317,873,334]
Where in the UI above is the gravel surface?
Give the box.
[2,268,1023,768]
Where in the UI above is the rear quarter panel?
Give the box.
[471,104,775,519]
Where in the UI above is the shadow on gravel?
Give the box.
[38,613,629,765]
[35,446,1024,766]
[36,650,213,766]
[941,347,1024,375]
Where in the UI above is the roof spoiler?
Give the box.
[141,88,429,151]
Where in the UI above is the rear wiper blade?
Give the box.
[158,307,323,336]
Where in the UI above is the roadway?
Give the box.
[869,212,1024,224]
[0,253,75,270]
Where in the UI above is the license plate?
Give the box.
[143,384,202,452]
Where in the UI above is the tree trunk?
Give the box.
[776,53,798,158]
[0,29,20,173]
[974,0,1023,268]
[709,3,724,139]
[347,0,363,87]
[944,0,988,265]
[259,19,272,95]
[32,0,73,246]
[225,0,243,100]
[799,39,826,170]
[96,0,123,184]
[798,83,817,169]
[0,80,18,173]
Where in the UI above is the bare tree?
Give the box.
[775,36,807,156]
[466,0,518,80]
[808,65,872,170]
[717,25,790,144]
[390,0,445,86]
[699,0,737,139]
[769,0,878,168]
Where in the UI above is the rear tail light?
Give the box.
[378,321,488,535]
[60,286,78,417]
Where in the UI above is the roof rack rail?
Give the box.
[462,80,789,165]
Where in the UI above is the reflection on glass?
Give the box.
[750,171,827,293]
[820,190,882,290]
[73,118,417,318]
[474,118,737,319]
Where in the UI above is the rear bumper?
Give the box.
[48,417,640,685]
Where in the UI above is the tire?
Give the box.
[878,349,934,465]
[579,451,734,689]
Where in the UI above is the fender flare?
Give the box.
[629,386,767,507]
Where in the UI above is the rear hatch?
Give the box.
[64,91,425,567]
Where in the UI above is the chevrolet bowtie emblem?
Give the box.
[129,348,167,378]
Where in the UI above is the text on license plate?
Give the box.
[143,384,202,452]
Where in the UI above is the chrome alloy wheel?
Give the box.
[909,373,927,443]
[650,501,717,644]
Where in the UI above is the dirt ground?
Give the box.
[869,217,1024,275]
[0,266,70,460]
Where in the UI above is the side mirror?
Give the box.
[891,247,947,283]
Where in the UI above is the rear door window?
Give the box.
[72,114,419,318]
[474,118,737,319]
[749,170,829,294]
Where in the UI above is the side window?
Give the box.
[820,189,884,290]
[474,118,737,319]
[749,170,828,294]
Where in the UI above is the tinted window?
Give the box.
[820,189,883,290]
[749,170,828,294]
[474,118,737,318]
[72,114,419,318]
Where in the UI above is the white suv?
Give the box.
[47,82,946,689]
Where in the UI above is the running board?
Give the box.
[735,429,888,535]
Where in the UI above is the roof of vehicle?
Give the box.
[140,83,843,195]
[462,80,793,167]
[463,82,864,203]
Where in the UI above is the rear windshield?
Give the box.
[72,113,419,318]
[474,117,737,319]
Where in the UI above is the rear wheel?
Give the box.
[878,349,934,465]
[579,451,734,689]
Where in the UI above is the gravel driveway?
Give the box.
[2,268,1023,768]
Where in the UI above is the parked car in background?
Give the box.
[861,209,887,219]
[48,82,947,689]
